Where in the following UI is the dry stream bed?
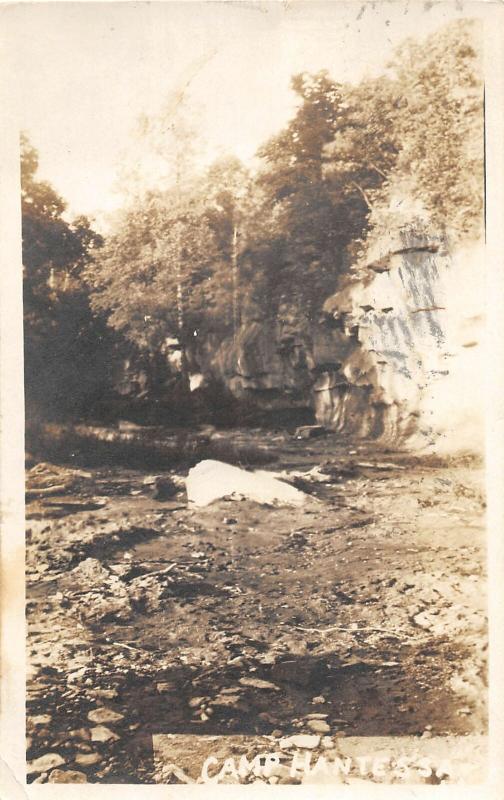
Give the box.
[26,429,487,784]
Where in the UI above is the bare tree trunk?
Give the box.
[173,160,190,389]
[231,222,239,338]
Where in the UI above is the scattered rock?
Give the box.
[311,695,326,704]
[128,574,164,613]
[211,694,242,708]
[78,590,132,623]
[74,752,102,766]
[143,474,162,486]
[87,707,125,724]
[307,719,331,733]
[47,769,87,783]
[188,697,206,708]
[27,753,65,775]
[238,677,280,691]
[321,736,335,749]
[91,687,119,700]
[68,728,91,740]
[68,667,88,684]
[280,734,320,750]
[28,714,52,727]
[58,558,109,593]
[26,462,92,500]
[90,726,120,742]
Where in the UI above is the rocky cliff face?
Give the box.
[316,228,449,443]
[318,230,484,451]
[198,227,483,452]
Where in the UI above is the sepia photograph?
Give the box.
[1,0,503,791]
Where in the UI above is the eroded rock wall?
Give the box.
[192,229,483,451]
[317,232,484,450]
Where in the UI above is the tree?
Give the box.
[203,157,253,337]
[255,71,373,317]
[322,18,483,271]
[387,19,483,240]
[323,76,399,210]
[86,183,219,388]
[22,135,110,420]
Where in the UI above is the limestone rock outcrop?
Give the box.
[197,225,483,452]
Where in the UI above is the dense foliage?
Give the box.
[24,20,483,420]
[22,135,113,419]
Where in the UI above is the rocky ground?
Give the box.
[25,428,487,784]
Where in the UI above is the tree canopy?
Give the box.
[22,134,113,419]
[24,19,484,422]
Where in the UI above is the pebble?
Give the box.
[91,688,119,700]
[47,769,87,783]
[87,707,124,724]
[311,696,326,704]
[307,719,331,734]
[27,753,65,774]
[211,694,241,707]
[29,714,52,727]
[239,677,280,691]
[75,752,102,767]
[321,736,335,749]
[280,734,320,750]
[188,696,206,708]
[90,725,120,742]
[305,713,329,720]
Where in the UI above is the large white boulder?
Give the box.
[186,460,306,508]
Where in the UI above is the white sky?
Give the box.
[4,1,474,228]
